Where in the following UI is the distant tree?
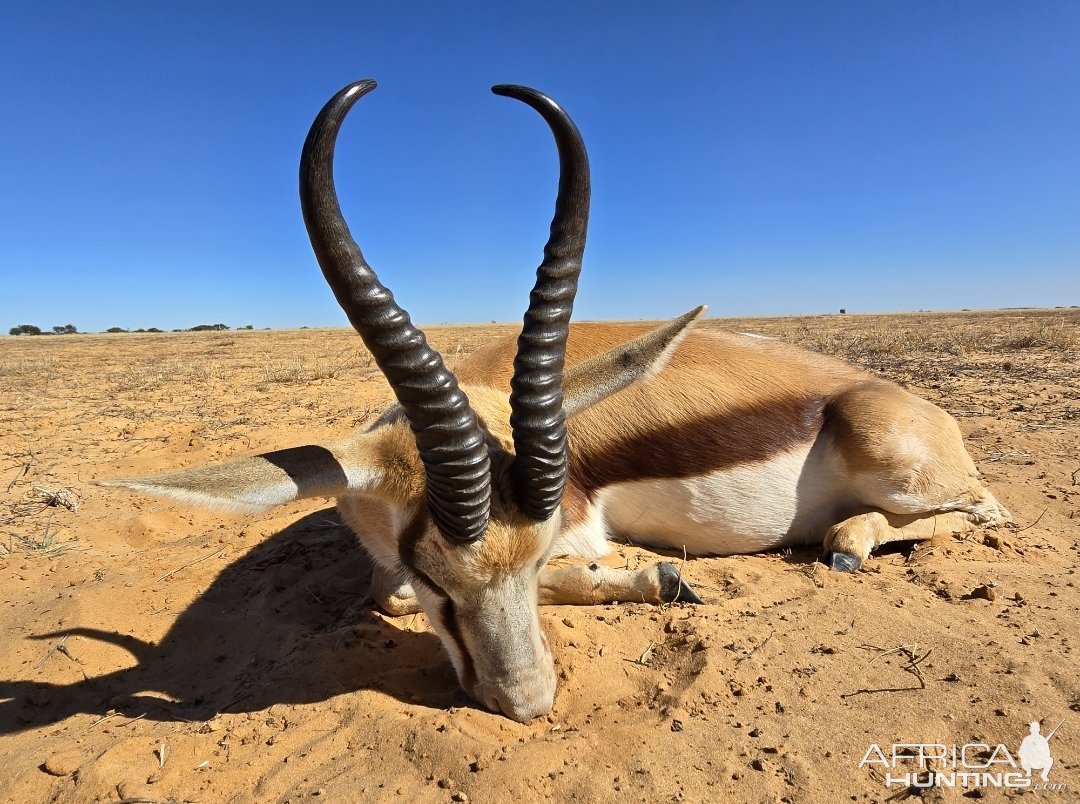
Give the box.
[9,324,42,336]
[52,324,78,335]
[189,323,229,332]
[839,308,846,315]
[241,324,254,330]
[146,327,164,333]
[105,327,128,333]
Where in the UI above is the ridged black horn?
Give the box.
[300,80,490,544]
[492,85,590,522]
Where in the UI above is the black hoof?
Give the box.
[821,551,861,573]
[657,562,704,604]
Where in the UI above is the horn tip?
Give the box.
[346,78,378,95]
[491,84,540,102]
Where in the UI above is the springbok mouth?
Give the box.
[475,684,553,722]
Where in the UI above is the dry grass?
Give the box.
[256,354,369,388]
[0,353,55,379]
[700,309,1079,371]
[105,359,225,391]
[4,513,84,558]
[997,318,1079,351]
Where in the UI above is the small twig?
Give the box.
[902,647,932,689]
[1071,467,1080,486]
[1014,508,1048,533]
[735,631,774,667]
[86,710,119,730]
[155,546,227,583]
[985,450,1032,463]
[34,634,69,669]
[864,643,919,665]
[624,641,657,667]
[6,451,36,493]
[799,562,824,588]
[844,643,931,696]
[841,683,923,699]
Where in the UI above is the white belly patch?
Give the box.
[556,441,845,558]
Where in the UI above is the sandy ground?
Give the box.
[1,308,1077,803]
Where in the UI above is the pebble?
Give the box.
[42,751,81,776]
[116,781,155,800]
[968,584,997,601]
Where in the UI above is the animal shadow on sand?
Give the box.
[0,509,464,735]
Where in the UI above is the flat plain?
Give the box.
[1,308,1077,803]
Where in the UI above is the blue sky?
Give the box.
[1,2,1077,332]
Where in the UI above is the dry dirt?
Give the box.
[1,308,1077,803]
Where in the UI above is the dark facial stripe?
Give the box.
[568,396,826,494]
[397,510,478,694]
[440,597,476,692]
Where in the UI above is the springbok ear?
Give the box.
[99,441,382,514]
[563,305,706,416]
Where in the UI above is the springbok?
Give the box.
[106,79,1010,721]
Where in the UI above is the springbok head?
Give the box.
[109,80,696,721]
[309,80,593,721]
